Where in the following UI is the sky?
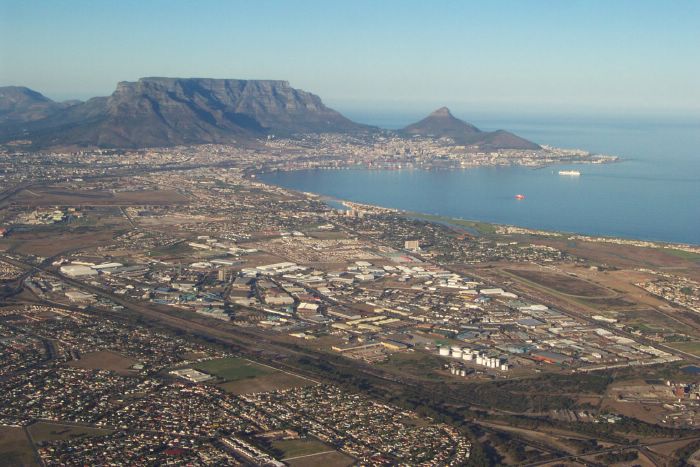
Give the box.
[1,0,699,120]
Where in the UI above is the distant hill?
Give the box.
[401,107,540,150]
[0,86,75,124]
[0,78,372,149]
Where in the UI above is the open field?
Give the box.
[541,239,700,277]
[219,371,314,395]
[194,357,274,380]
[306,230,352,240]
[191,357,315,393]
[379,350,450,381]
[283,450,355,467]
[2,229,121,257]
[0,426,38,466]
[406,212,498,235]
[273,438,332,459]
[646,437,700,458]
[505,268,614,297]
[617,308,692,335]
[27,422,112,444]
[11,188,188,207]
[580,297,637,310]
[68,350,137,375]
[665,341,700,356]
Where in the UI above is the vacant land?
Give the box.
[666,341,700,357]
[194,357,274,380]
[505,268,615,297]
[581,296,637,310]
[619,308,693,335]
[283,450,355,467]
[219,372,313,395]
[12,188,188,207]
[192,357,314,394]
[0,426,38,466]
[380,350,448,381]
[28,422,112,444]
[68,350,137,375]
[306,230,352,240]
[5,229,120,257]
[273,438,332,459]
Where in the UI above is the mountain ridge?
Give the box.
[0,78,372,149]
[401,107,540,150]
[0,79,540,151]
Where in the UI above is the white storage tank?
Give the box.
[439,346,450,356]
[451,350,463,359]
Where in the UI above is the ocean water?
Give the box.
[259,117,700,245]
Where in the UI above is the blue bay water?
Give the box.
[259,117,700,245]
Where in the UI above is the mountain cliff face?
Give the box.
[401,107,540,150]
[0,82,541,151]
[0,78,369,148]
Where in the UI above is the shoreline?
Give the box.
[252,172,700,253]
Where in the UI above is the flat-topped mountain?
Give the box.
[402,107,540,150]
[0,78,370,149]
[0,81,542,151]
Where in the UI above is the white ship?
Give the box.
[558,170,581,176]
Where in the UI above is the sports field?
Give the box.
[193,357,315,394]
[193,357,273,380]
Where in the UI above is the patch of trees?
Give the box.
[597,450,638,463]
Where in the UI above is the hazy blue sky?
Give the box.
[1,0,699,119]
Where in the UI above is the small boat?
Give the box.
[515,194,525,200]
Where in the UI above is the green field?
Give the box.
[192,357,316,394]
[658,248,700,261]
[0,426,38,466]
[28,422,112,443]
[193,357,274,381]
[273,438,332,459]
[219,372,313,395]
[666,341,700,356]
[405,212,498,235]
[284,450,355,467]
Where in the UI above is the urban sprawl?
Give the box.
[1,138,699,466]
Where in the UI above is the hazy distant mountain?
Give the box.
[0,82,541,151]
[402,107,540,150]
[0,86,72,124]
[0,78,371,149]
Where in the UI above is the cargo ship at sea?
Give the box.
[558,170,581,176]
